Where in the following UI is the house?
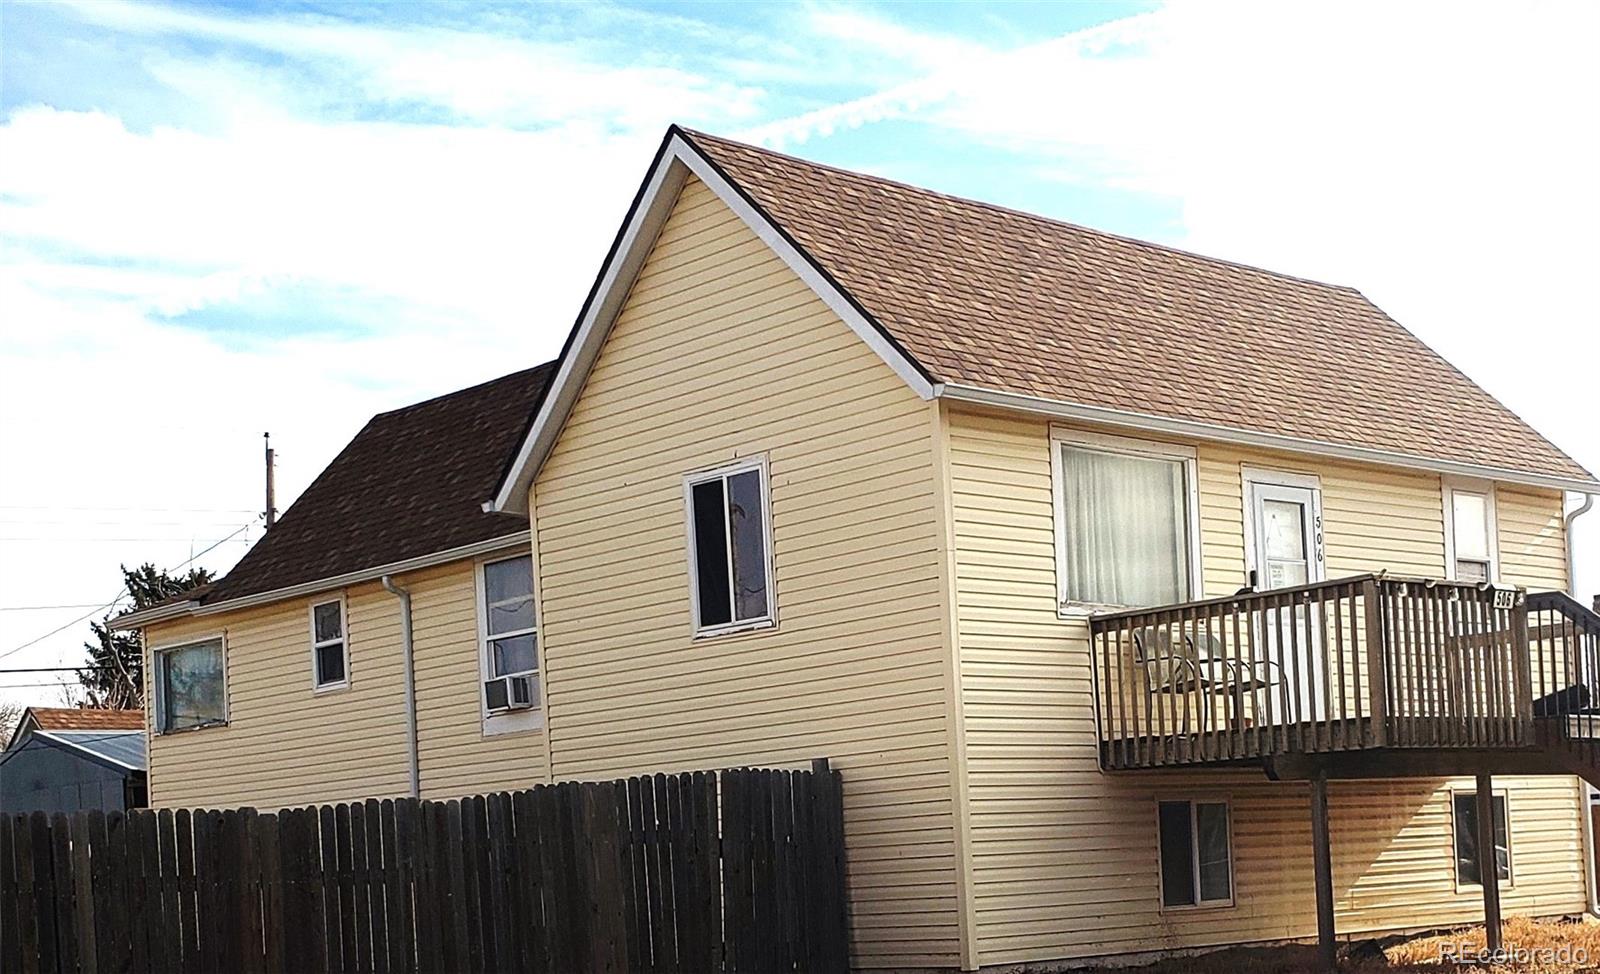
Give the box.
[0,707,147,813]
[114,127,1600,971]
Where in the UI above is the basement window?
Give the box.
[1453,791,1511,887]
[1158,799,1233,908]
[310,598,348,690]
[685,457,774,636]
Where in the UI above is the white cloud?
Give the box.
[750,0,1600,592]
[3,0,1597,708]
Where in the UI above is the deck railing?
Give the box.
[1527,591,1600,764]
[1088,575,1533,770]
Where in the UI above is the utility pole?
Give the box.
[264,432,278,528]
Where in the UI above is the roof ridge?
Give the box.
[372,361,556,420]
[679,126,1363,296]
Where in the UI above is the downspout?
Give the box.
[381,575,421,799]
[1563,493,1598,914]
[1566,492,1595,598]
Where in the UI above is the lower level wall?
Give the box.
[966,766,1586,967]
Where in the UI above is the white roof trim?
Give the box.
[112,530,531,630]
[488,130,935,513]
[938,382,1599,494]
[33,730,145,772]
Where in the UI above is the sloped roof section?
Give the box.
[202,363,553,605]
[42,730,147,771]
[26,707,144,732]
[680,129,1593,486]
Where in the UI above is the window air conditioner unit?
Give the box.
[485,674,537,711]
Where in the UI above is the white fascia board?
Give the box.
[938,382,1600,495]
[488,131,936,513]
[111,531,531,630]
[34,731,145,772]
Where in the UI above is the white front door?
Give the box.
[1247,477,1326,722]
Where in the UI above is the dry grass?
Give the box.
[1062,916,1600,973]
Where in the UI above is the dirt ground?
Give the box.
[1062,916,1600,973]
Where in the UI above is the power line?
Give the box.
[0,516,261,663]
[0,505,258,513]
[0,604,115,611]
[0,666,115,673]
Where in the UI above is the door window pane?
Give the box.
[1452,492,1490,562]
[161,639,225,732]
[1059,445,1190,607]
[1454,793,1510,885]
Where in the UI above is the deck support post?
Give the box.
[1310,769,1337,972]
[1476,773,1502,952]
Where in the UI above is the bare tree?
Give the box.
[0,700,24,744]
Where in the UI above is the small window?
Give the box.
[155,637,226,733]
[1454,792,1511,886]
[1054,433,1197,608]
[310,599,347,690]
[1158,799,1233,908]
[481,555,538,713]
[1445,481,1497,583]
[685,459,773,635]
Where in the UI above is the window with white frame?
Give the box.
[1158,799,1233,908]
[1445,481,1497,583]
[685,459,774,634]
[480,555,538,713]
[1453,791,1511,886]
[310,599,348,690]
[154,637,226,733]
[1053,431,1198,609]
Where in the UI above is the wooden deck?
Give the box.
[1086,575,1599,777]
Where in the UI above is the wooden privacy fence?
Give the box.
[0,762,849,974]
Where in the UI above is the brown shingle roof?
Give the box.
[681,129,1593,485]
[26,707,144,731]
[201,364,553,605]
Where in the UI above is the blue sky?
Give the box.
[1,1,1597,702]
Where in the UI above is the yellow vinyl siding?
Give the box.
[531,175,960,970]
[948,404,1586,967]
[1496,484,1568,591]
[142,558,548,810]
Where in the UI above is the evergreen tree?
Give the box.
[78,564,215,709]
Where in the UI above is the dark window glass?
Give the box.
[313,601,343,642]
[1454,793,1510,885]
[1196,802,1232,902]
[316,642,345,686]
[1158,801,1196,907]
[161,639,225,732]
[727,469,769,621]
[692,478,732,628]
[485,557,535,635]
[491,634,537,677]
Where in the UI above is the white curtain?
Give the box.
[1059,444,1189,607]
